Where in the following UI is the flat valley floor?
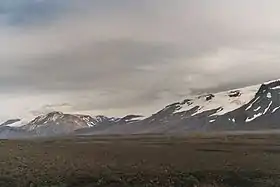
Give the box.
[1,133,280,186]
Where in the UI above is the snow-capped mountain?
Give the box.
[20,111,120,136]
[172,85,259,117]
[18,112,144,137]
[79,79,280,135]
[2,79,280,138]
[210,80,280,130]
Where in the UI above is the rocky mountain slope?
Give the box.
[19,112,119,137]
[78,80,280,135]
[1,79,280,138]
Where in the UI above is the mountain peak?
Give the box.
[21,111,126,136]
[256,79,280,97]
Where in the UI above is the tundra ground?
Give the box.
[0,133,280,186]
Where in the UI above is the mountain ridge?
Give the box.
[1,79,280,138]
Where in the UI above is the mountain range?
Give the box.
[2,79,280,139]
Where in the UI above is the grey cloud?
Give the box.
[9,40,180,91]
[0,0,71,26]
[2,0,280,117]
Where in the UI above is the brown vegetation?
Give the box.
[0,133,280,186]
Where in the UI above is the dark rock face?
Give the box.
[228,90,241,97]
[198,94,215,101]
[0,119,21,126]
[205,94,215,101]
[181,99,193,105]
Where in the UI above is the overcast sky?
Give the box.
[1,0,280,120]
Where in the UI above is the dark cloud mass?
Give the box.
[1,0,280,119]
[16,40,178,90]
[0,0,70,26]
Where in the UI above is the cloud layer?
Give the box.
[1,0,280,120]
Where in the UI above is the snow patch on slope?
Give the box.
[254,106,261,112]
[272,86,280,90]
[264,79,280,85]
[267,92,272,98]
[246,96,260,111]
[174,85,259,116]
[263,101,273,115]
[272,106,280,113]
[246,113,263,122]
